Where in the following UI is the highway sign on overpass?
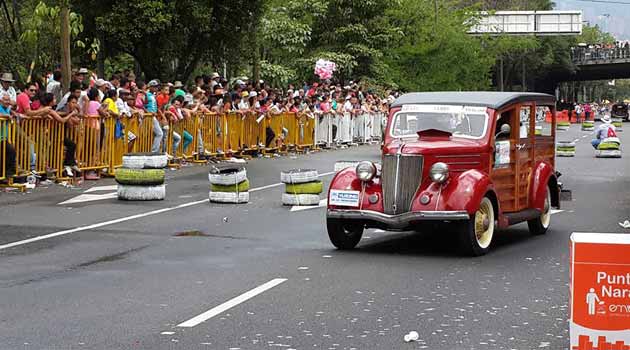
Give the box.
[468,10,582,36]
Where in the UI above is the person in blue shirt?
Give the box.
[145,80,163,153]
[0,93,17,178]
[591,115,616,149]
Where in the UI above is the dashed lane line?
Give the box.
[0,172,336,251]
[177,278,287,328]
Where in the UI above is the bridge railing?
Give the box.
[571,46,630,64]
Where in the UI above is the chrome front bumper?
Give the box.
[327,209,470,229]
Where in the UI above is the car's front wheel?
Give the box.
[327,218,364,250]
[458,196,495,256]
[528,187,551,235]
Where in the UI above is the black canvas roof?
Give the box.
[391,92,556,110]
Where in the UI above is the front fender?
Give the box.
[411,169,496,215]
[327,168,384,211]
[530,161,559,211]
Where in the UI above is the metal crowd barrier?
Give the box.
[1,109,388,183]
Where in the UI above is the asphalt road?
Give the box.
[1,125,629,350]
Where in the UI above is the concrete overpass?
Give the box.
[565,47,630,81]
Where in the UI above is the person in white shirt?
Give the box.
[0,73,17,106]
[46,71,63,105]
[116,89,136,152]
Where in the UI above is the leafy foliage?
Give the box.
[75,0,263,81]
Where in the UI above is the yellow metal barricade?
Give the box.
[282,112,298,148]
[12,117,63,176]
[179,115,197,160]
[264,113,283,152]
[197,112,222,156]
[68,115,107,172]
[0,116,11,181]
[133,113,154,153]
[101,116,127,176]
[296,113,316,150]
[225,112,243,153]
[241,111,263,151]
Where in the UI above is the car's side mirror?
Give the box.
[496,124,511,138]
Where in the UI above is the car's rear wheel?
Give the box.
[459,197,495,256]
[528,187,551,235]
[327,218,364,250]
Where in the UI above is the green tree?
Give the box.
[75,0,263,82]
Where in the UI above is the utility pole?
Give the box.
[60,0,71,91]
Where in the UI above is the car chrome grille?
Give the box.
[382,154,423,215]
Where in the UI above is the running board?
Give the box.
[504,209,542,226]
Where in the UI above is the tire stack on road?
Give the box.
[557,121,570,131]
[116,152,167,200]
[581,120,594,131]
[209,165,249,203]
[281,169,322,206]
[556,141,576,157]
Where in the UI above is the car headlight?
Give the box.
[429,162,449,184]
[356,161,377,182]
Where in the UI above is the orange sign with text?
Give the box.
[570,233,630,350]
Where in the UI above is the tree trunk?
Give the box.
[60,3,72,92]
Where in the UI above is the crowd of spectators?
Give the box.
[0,68,394,181]
[571,41,630,62]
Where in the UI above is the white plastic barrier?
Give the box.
[315,113,335,147]
[371,112,385,139]
[337,113,353,144]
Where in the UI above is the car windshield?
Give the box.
[391,105,488,139]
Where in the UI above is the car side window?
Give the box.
[519,106,531,139]
[535,106,553,137]
[495,109,514,141]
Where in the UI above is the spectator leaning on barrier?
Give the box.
[0,93,18,178]
[144,79,164,154]
[0,73,17,106]
[59,94,82,177]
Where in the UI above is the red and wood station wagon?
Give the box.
[327,92,560,256]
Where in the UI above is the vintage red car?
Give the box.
[327,92,560,255]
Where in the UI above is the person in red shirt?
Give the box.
[156,85,170,111]
[16,84,51,118]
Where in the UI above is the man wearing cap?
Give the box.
[73,68,88,85]
[210,73,221,90]
[0,73,17,106]
[94,78,109,101]
[591,115,616,149]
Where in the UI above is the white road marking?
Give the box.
[58,192,118,205]
[0,199,208,251]
[177,278,287,328]
[2,171,337,250]
[290,199,327,212]
[551,209,564,215]
[84,185,119,193]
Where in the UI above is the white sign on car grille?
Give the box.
[329,190,361,207]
